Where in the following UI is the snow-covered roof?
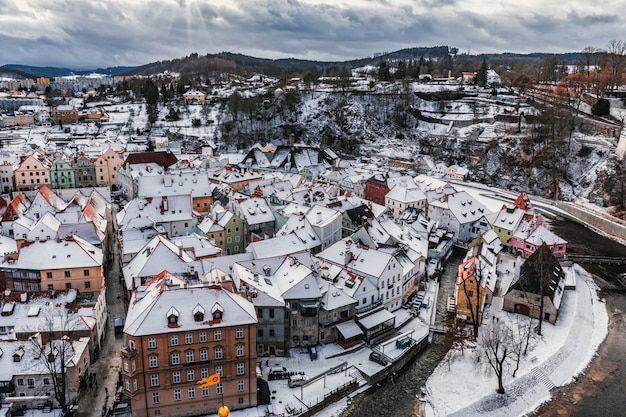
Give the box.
[12,236,103,270]
[124,274,257,337]
[526,224,567,246]
[386,182,426,203]
[317,237,393,279]
[246,235,309,259]
[235,197,275,226]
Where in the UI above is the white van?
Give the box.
[288,374,307,388]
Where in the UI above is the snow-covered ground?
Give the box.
[422,264,608,417]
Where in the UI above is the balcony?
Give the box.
[120,345,137,359]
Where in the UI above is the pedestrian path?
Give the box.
[442,270,607,417]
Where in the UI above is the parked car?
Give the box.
[114,317,125,334]
[268,366,289,380]
[288,374,308,388]
[308,345,318,360]
[369,351,388,366]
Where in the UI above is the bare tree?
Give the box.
[511,315,536,377]
[26,306,86,416]
[601,40,626,92]
[479,320,515,394]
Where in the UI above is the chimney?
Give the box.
[317,211,322,224]
[344,240,352,265]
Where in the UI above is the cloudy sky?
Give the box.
[1,0,623,69]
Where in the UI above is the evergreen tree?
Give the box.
[476,59,489,87]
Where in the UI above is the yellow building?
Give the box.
[94,148,124,189]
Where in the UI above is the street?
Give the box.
[76,209,128,417]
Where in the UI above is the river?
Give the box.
[343,217,626,417]
[528,218,626,417]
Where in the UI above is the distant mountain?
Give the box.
[0,47,585,80]
[0,64,137,78]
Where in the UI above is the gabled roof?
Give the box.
[430,190,490,224]
[320,280,357,311]
[124,272,257,337]
[122,235,195,290]
[14,236,103,270]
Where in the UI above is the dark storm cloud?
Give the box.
[0,0,625,68]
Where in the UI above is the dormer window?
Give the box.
[211,303,224,321]
[13,347,24,362]
[193,304,205,322]
[167,307,180,327]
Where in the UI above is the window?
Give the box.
[149,355,158,368]
[187,369,195,382]
[129,340,135,350]
[171,352,180,365]
[43,377,50,385]
[200,367,209,379]
[227,237,232,244]
[199,332,207,342]
[17,378,24,386]
[171,335,178,346]
[200,349,208,361]
[185,333,193,344]
[236,344,244,357]
[172,371,181,384]
[85,281,91,289]
[236,328,244,339]
[235,226,239,232]
[215,365,223,376]
[84,269,90,276]
[132,361,136,372]
[174,389,181,401]
[152,392,160,404]
[257,309,263,319]
[235,236,240,242]
[216,383,223,395]
[123,360,129,372]
[202,387,209,397]
[269,329,275,337]
[64,271,71,277]
[236,363,244,375]
[48,284,54,290]
[188,387,195,399]
[215,347,223,360]
[148,338,156,349]
[150,374,159,387]
[186,351,194,363]
[269,309,275,319]
[133,379,138,391]
[258,329,264,337]
[237,380,244,392]
[46,272,52,278]
[66,283,72,289]
[125,379,130,391]
[214,330,222,341]
[27,378,34,387]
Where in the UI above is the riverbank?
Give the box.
[528,289,626,417]
[419,264,608,417]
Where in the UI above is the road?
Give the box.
[76,209,128,417]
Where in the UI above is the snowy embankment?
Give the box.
[423,264,608,417]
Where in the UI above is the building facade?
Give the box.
[121,275,258,417]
